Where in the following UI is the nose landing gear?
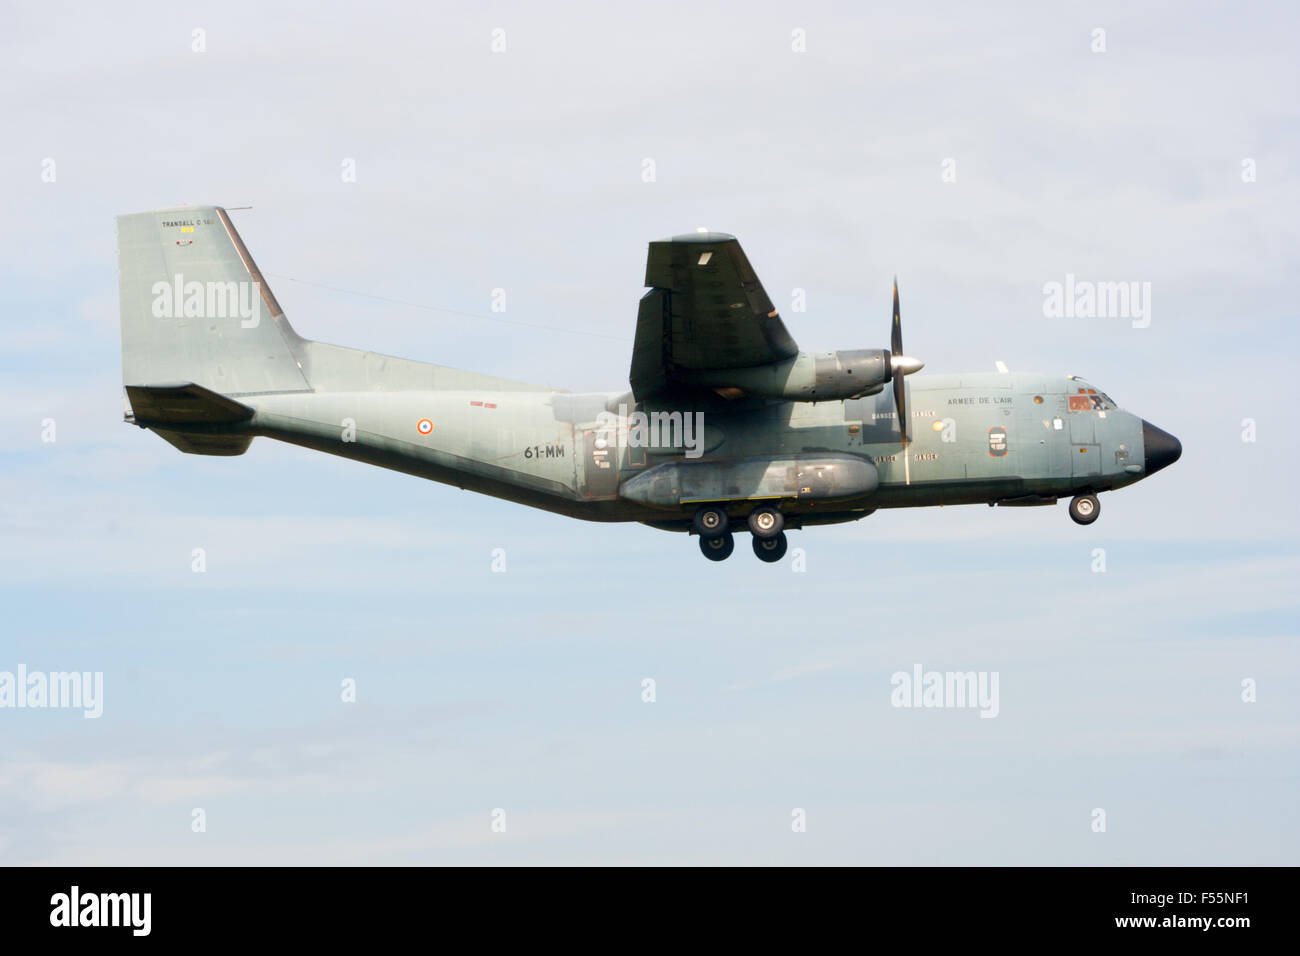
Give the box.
[1068,494,1100,525]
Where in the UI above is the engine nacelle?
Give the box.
[678,349,893,401]
[805,349,893,400]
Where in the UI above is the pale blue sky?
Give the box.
[1,0,1297,863]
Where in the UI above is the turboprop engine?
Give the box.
[678,348,921,401]
[672,279,923,415]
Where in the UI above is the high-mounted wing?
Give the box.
[629,233,799,402]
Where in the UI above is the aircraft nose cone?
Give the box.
[1141,420,1182,475]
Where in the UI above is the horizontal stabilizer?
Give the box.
[152,429,253,456]
[125,382,254,425]
[125,383,255,456]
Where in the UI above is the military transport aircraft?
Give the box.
[117,206,1181,562]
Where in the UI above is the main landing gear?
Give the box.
[1068,494,1100,525]
[696,529,790,563]
[698,533,735,561]
[694,505,790,563]
[747,506,784,539]
[751,533,788,563]
[692,504,729,537]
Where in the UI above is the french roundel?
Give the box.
[417,418,433,435]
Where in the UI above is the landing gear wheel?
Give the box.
[693,505,729,538]
[1069,494,1100,525]
[747,506,785,539]
[699,532,735,562]
[752,531,788,563]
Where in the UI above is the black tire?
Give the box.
[1069,494,1100,525]
[752,531,788,563]
[693,505,729,538]
[699,532,735,562]
[747,506,784,539]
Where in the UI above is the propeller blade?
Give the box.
[890,276,902,356]
[891,277,909,443]
[894,364,909,444]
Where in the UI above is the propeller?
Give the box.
[889,277,924,444]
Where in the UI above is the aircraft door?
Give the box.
[1066,389,1100,476]
[582,424,620,498]
[1068,400,1095,443]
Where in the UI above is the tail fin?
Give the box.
[116,205,311,398]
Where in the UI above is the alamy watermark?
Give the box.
[596,405,705,459]
[1042,274,1151,329]
[50,886,150,936]
[151,273,261,328]
[0,665,103,718]
[891,664,999,718]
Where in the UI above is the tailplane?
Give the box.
[123,382,255,456]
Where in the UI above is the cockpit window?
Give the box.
[1068,387,1116,411]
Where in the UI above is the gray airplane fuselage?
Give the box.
[115,206,1181,546]
[230,350,1168,530]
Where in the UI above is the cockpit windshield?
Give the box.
[1067,380,1117,411]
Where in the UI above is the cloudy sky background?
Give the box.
[1,0,1297,863]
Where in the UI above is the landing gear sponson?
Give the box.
[695,504,789,563]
